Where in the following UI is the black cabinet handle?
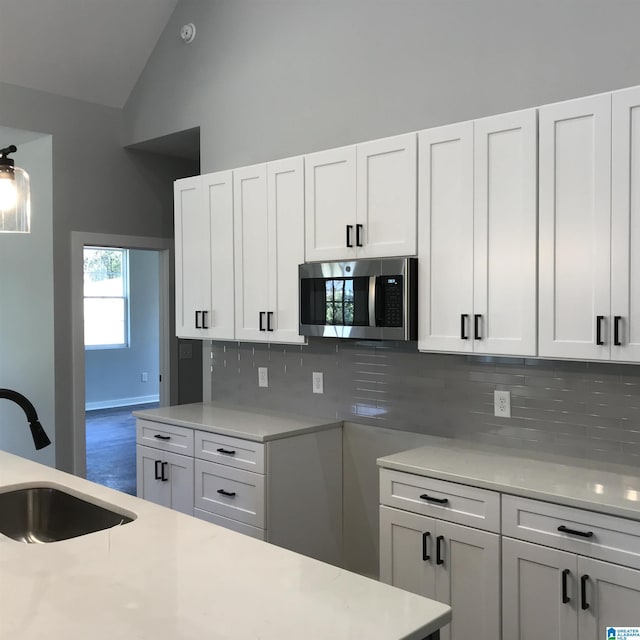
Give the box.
[461,314,469,340]
[346,225,353,248]
[614,316,622,346]
[202,310,209,329]
[217,447,236,455]
[474,314,482,340]
[154,460,162,480]
[217,489,236,498]
[161,461,168,482]
[195,310,202,329]
[436,535,444,565]
[259,311,266,331]
[422,531,431,561]
[356,224,363,247]
[562,569,571,604]
[419,493,449,505]
[154,434,171,441]
[596,315,605,345]
[267,311,274,332]
[580,574,589,610]
[558,525,594,538]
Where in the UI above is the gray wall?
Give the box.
[124,0,640,171]
[0,81,196,472]
[210,339,640,467]
[0,133,54,465]
[85,249,160,409]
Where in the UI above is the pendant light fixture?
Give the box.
[0,145,31,233]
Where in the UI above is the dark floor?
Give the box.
[86,403,158,496]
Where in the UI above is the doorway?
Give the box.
[70,231,174,479]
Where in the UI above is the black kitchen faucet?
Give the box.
[0,389,51,450]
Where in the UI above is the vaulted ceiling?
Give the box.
[0,0,179,108]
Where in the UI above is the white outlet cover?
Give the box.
[494,390,511,418]
[258,367,268,388]
[312,371,324,394]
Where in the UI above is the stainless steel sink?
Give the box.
[0,485,135,543]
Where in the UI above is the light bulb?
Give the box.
[0,176,18,211]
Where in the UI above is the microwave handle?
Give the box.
[368,276,377,327]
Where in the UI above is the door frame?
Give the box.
[71,231,174,478]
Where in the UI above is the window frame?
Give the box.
[83,246,130,350]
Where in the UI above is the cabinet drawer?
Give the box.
[136,419,194,456]
[502,494,640,570]
[379,469,500,533]
[193,508,266,541]
[194,459,265,529]
[195,430,265,474]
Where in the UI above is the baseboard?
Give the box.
[85,395,159,411]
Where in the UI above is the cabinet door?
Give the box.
[434,521,500,640]
[304,145,357,262]
[611,86,640,362]
[267,156,306,344]
[502,537,578,640]
[539,94,612,360]
[234,164,269,341]
[203,170,235,340]
[136,445,194,515]
[356,133,417,258]
[473,109,538,356]
[136,444,170,508]
[418,122,474,353]
[174,175,211,339]
[379,505,436,599]
[578,557,640,639]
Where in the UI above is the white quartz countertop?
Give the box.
[133,402,342,442]
[377,436,640,521]
[0,451,450,640]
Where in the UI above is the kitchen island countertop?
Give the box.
[0,450,450,640]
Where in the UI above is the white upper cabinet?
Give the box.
[418,110,537,356]
[538,94,612,360]
[234,157,306,344]
[356,133,417,258]
[418,122,475,353]
[611,86,640,362]
[305,134,417,262]
[305,145,357,262]
[174,171,235,340]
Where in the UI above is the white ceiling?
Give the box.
[0,0,179,108]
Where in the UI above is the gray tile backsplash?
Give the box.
[209,338,640,466]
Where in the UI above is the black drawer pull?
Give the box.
[596,315,605,345]
[356,224,363,247]
[460,314,469,340]
[419,493,449,505]
[154,434,171,441]
[474,314,482,340]
[195,310,202,329]
[558,525,593,538]
[217,489,236,498]
[346,225,354,248]
[161,461,169,482]
[267,311,274,332]
[259,311,266,331]
[422,531,431,561]
[580,574,589,610]
[436,535,444,565]
[154,460,162,480]
[562,569,571,604]
[202,310,209,329]
[217,448,236,455]
[614,315,622,346]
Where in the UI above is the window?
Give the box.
[83,247,129,348]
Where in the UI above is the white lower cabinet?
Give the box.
[136,445,194,516]
[137,418,343,566]
[379,494,500,640]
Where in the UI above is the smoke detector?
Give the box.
[180,23,196,44]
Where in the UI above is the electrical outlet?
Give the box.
[258,367,268,388]
[494,390,511,418]
[312,371,324,394]
[141,372,148,382]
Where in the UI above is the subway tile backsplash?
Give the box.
[209,338,640,466]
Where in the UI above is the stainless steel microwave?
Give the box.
[299,257,417,340]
